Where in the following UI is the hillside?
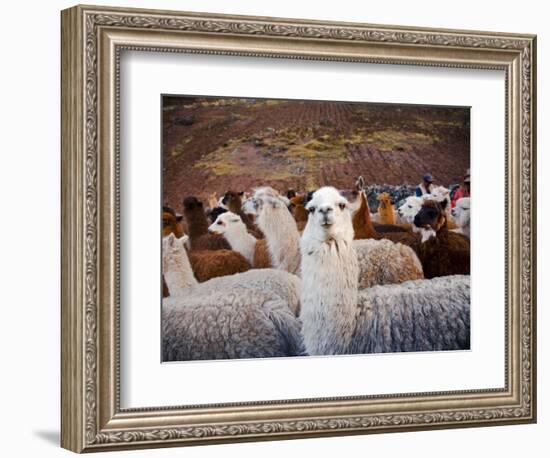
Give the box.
[162,96,470,209]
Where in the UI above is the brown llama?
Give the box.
[187,250,251,282]
[162,209,186,238]
[383,199,470,278]
[162,215,250,289]
[182,196,231,251]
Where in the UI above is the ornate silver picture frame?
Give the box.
[61,4,536,453]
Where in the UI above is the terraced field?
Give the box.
[162,96,470,209]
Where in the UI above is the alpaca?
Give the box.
[208,211,272,268]
[162,206,187,237]
[409,199,470,277]
[289,194,309,232]
[451,197,470,239]
[299,187,470,355]
[182,196,231,251]
[303,185,423,286]
[161,233,304,360]
[206,206,228,225]
[354,238,424,289]
[187,249,250,282]
[377,192,396,225]
[425,185,458,230]
[161,225,249,288]
[162,211,184,238]
[221,191,263,238]
[369,198,470,278]
[397,196,423,232]
[342,178,408,234]
[243,187,301,275]
[207,192,218,210]
[351,190,377,239]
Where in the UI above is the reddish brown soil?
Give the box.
[162,96,470,210]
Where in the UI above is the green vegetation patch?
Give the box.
[169,137,193,157]
[193,127,364,181]
[366,129,439,152]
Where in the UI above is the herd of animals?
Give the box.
[161,177,472,361]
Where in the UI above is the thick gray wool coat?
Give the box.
[162,269,304,361]
[351,275,470,354]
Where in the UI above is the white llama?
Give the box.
[161,233,304,360]
[451,197,471,239]
[299,187,470,356]
[243,187,300,275]
[208,212,257,264]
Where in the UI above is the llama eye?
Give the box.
[217,221,222,225]
[308,206,316,214]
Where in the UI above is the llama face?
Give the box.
[162,211,176,237]
[182,196,203,211]
[221,191,244,210]
[305,186,353,241]
[452,197,471,227]
[397,196,423,223]
[339,189,361,212]
[413,200,446,232]
[243,187,288,216]
[426,186,451,205]
[208,211,243,235]
[162,232,187,258]
[377,192,392,208]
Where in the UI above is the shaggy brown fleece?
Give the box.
[252,239,272,268]
[352,192,378,239]
[188,249,251,282]
[385,200,470,278]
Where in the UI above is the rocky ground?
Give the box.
[162,96,470,210]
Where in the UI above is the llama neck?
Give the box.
[457,222,470,238]
[224,227,257,264]
[353,192,377,238]
[185,209,209,238]
[163,246,197,296]
[258,205,301,274]
[299,234,359,355]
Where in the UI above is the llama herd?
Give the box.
[162,177,471,361]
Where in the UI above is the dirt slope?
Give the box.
[162,96,470,209]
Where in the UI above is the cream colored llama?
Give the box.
[243,187,300,275]
[299,187,470,356]
[161,233,304,360]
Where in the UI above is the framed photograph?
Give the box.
[61,4,537,453]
